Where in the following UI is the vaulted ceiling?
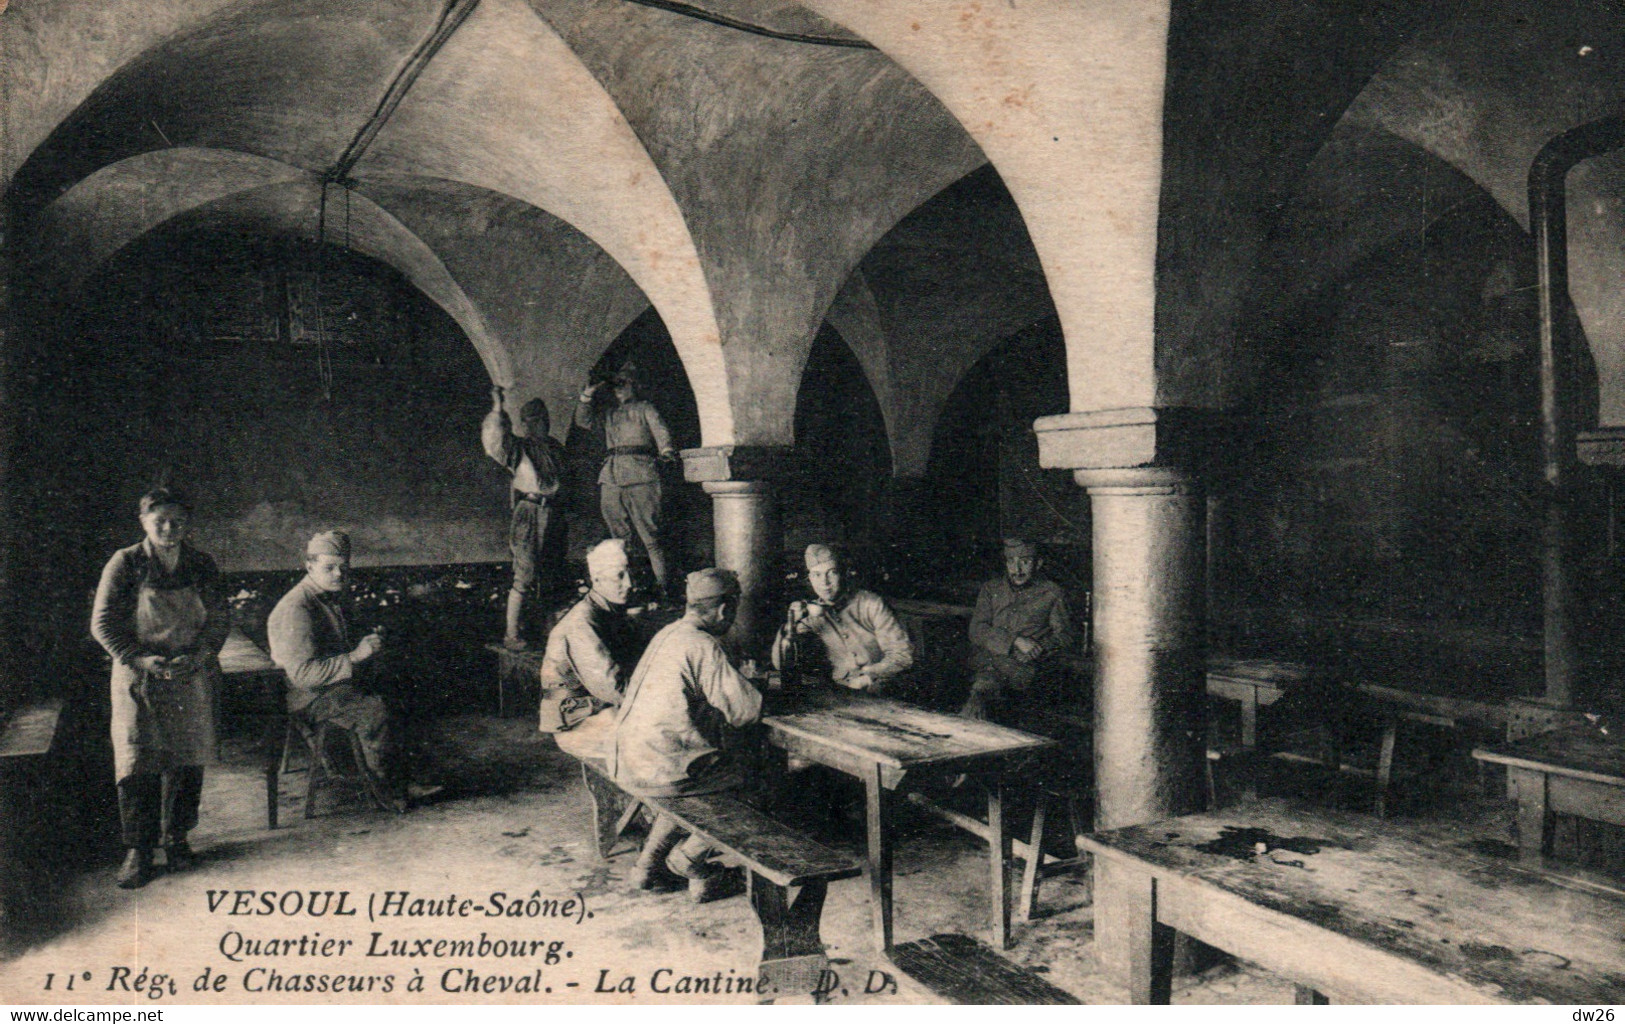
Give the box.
[7,0,1625,465]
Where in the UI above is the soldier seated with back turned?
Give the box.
[610,569,762,903]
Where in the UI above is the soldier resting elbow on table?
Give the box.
[609,569,762,903]
[770,543,915,697]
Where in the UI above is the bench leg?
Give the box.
[1019,794,1048,922]
[750,875,831,1003]
[581,763,644,860]
[1375,719,1398,818]
[1295,984,1329,1004]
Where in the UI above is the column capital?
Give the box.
[1033,407,1228,474]
[680,445,793,483]
[1074,466,1200,495]
[702,480,773,497]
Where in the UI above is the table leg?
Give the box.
[1375,718,1398,819]
[266,763,279,830]
[865,762,894,952]
[987,775,1010,949]
[1510,766,1549,866]
[1122,867,1173,1004]
[1019,793,1047,922]
[1240,690,1258,749]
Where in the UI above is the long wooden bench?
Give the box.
[577,756,862,1002]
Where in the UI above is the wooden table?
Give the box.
[1204,656,1312,749]
[1082,799,1625,1004]
[485,642,544,717]
[1473,725,1625,869]
[762,688,1054,953]
[218,628,286,828]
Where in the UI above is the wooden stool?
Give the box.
[278,716,384,819]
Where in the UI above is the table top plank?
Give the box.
[0,699,64,759]
[763,689,1053,771]
[1206,656,1313,686]
[1474,725,1625,788]
[219,628,279,675]
[1081,800,1625,1005]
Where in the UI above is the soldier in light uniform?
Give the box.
[542,539,642,760]
[482,386,567,650]
[575,365,675,594]
[610,569,762,902]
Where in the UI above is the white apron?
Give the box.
[110,580,218,782]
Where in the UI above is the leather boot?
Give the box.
[163,839,196,872]
[628,816,686,891]
[503,591,528,650]
[668,844,745,904]
[117,848,154,889]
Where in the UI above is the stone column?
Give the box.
[682,446,790,656]
[1080,467,1208,830]
[1036,410,1214,988]
[703,480,778,651]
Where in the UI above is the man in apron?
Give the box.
[92,489,229,889]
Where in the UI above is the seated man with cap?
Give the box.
[961,538,1078,722]
[268,530,441,812]
[610,568,762,902]
[771,543,914,695]
[542,539,644,760]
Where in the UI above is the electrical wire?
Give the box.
[617,0,874,49]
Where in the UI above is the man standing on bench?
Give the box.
[610,568,762,902]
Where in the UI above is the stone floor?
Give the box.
[0,714,1515,1006]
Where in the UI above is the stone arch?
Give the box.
[27,148,508,383]
[799,0,1171,414]
[823,165,1057,478]
[7,0,736,446]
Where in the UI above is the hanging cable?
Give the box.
[312,182,335,401]
[617,0,874,49]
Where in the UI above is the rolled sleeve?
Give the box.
[482,409,518,469]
